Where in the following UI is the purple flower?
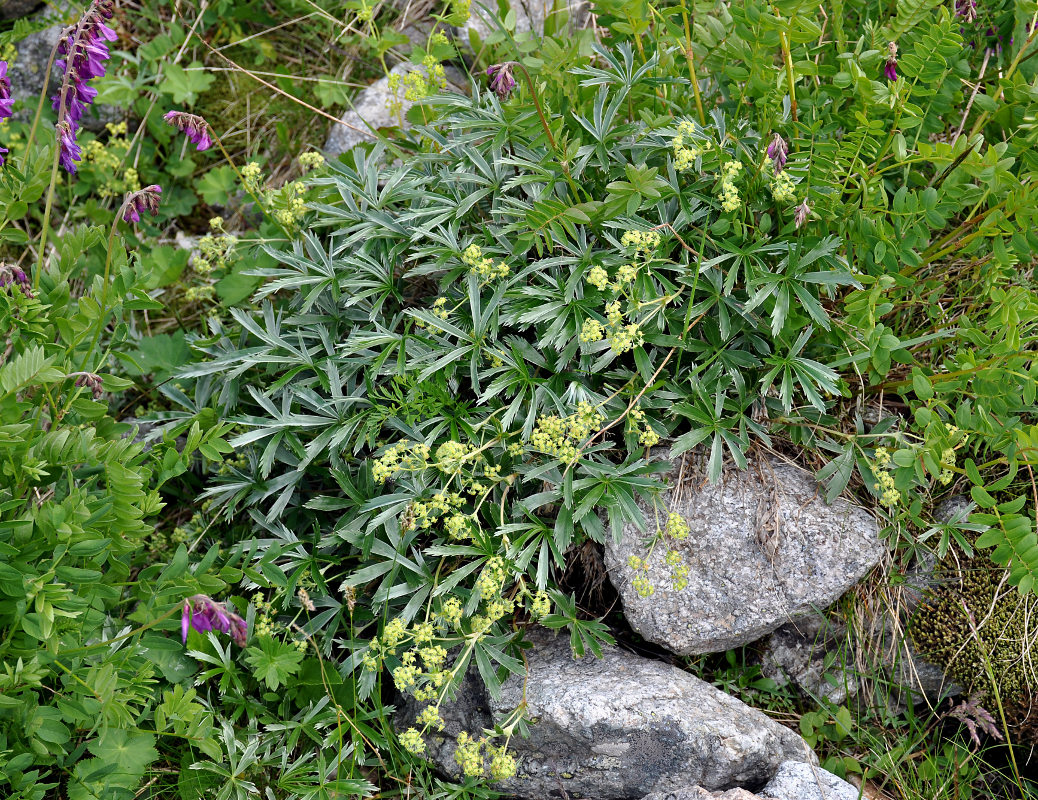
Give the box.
[0,61,13,120]
[0,264,32,296]
[486,63,517,101]
[955,0,977,22]
[0,145,7,167]
[794,199,810,229]
[71,372,104,399]
[181,594,248,647]
[50,0,116,173]
[57,121,82,173]
[122,184,162,223]
[766,133,788,172]
[884,42,898,81]
[164,110,213,152]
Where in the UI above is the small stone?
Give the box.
[400,630,814,799]
[604,448,884,655]
[760,760,862,800]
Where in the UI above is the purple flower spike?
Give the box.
[0,61,13,120]
[794,199,811,229]
[955,0,977,23]
[766,133,788,172]
[0,264,32,296]
[57,121,82,173]
[164,110,214,152]
[181,594,248,647]
[884,42,898,81]
[0,145,7,168]
[486,63,517,101]
[50,0,116,173]
[123,184,162,223]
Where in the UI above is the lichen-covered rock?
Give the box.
[603,449,883,655]
[0,0,41,20]
[401,631,813,799]
[760,760,861,800]
[324,63,466,157]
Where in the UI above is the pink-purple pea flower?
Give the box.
[0,61,13,120]
[486,63,517,101]
[0,264,31,296]
[181,594,248,647]
[794,199,811,229]
[884,42,898,81]
[51,0,117,173]
[766,133,788,173]
[123,185,162,223]
[164,110,214,152]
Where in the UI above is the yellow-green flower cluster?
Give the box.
[272,180,308,227]
[299,151,325,170]
[627,555,655,597]
[451,732,517,781]
[373,441,433,483]
[529,402,604,463]
[184,285,215,303]
[476,556,508,599]
[387,60,448,116]
[665,512,689,540]
[530,591,551,618]
[672,120,703,171]
[719,161,742,212]
[620,229,661,255]
[439,597,463,629]
[587,265,610,290]
[400,727,426,755]
[770,170,796,204]
[194,230,237,276]
[253,593,276,637]
[455,731,483,776]
[241,161,263,192]
[462,243,510,279]
[628,408,659,447]
[873,461,900,507]
[604,300,643,355]
[436,440,472,474]
[80,122,140,198]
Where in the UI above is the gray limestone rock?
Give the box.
[640,788,762,800]
[402,631,813,799]
[324,63,466,157]
[603,449,883,655]
[761,760,862,800]
[760,616,855,705]
[0,0,41,20]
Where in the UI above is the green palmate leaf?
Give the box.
[245,636,305,690]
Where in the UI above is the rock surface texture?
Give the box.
[637,762,863,800]
[760,760,863,800]
[404,631,813,799]
[0,0,40,19]
[324,63,466,157]
[603,449,883,654]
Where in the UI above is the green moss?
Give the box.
[911,550,1037,737]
